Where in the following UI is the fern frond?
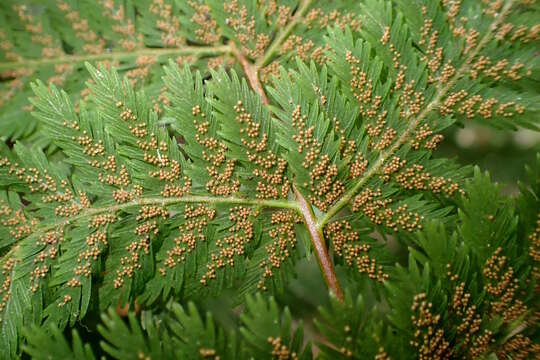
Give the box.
[22,323,96,360]
[5,149,540,358]
[0,0,366,146]
[315,0,538,263]
[0,1,538,357]
[314,292,398,359]
[384,169,538,358]
[0,62,303,355]
[23,294,308,359]
[394,0,540,129]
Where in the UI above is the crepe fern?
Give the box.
[0,0,539,358]
[0,0,363,146]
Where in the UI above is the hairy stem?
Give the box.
[256,0,314,68]
[317,0,515,229]
[0,45,232,71]
[294,186,344,302]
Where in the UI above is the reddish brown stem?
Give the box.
[231,43,269,104]
[293,186,344,302]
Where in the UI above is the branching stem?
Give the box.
[294,186,344,302]
[0,45,232,71]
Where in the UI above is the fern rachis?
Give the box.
[0,0,539,358]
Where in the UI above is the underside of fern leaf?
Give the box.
[0,0,365,147]
[0,0,539,358]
